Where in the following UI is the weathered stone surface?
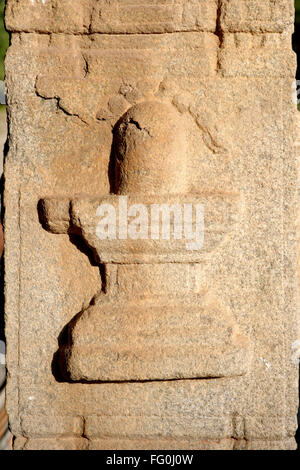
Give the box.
[219,33,296,77]
[6,0,294,35]
[84,415,233,440]
[243,439,297,451]
[243,416,298,440]
[87,438,235,451]
[34,32,219,123]
[5,0,218,34]
[57,293,251,382]
[91,0,218,34]
[5,0,92,33]
[20,415,83,438]
[4,0,299,451]
[14,437,89,450]
[220,0,294,33]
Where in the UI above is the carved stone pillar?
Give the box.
[4,0,299,450]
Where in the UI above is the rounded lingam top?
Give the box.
[112,101,188,195]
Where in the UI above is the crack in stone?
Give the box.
[129,118,152,137]
[35,82,89,125]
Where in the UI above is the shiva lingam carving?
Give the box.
[39,101,251,382]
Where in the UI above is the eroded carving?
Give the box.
[5,0,298,451]
[39,99,250,382]
[113,101,187,195]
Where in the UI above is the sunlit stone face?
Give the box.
[113,101,188,195]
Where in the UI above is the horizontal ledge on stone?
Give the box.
[38,192,241,264]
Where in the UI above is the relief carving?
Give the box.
[39,98,251,382]
[5,0,298,450]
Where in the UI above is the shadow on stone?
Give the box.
[51,294,100,383]
[51,311,82,383]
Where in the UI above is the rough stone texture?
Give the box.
[5,0,218,34]
[4,0,299,450]
[57,294,251,382]
[220,0,295,33]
